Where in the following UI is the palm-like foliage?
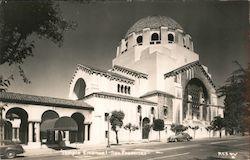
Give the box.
[217,61,249,135]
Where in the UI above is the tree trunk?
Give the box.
[158,131,161,142]
[115,131,119,144]
[219,131,222,138]
[129,131,131,144]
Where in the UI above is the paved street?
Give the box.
[10,136,250,160]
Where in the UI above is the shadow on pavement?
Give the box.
[48,146,77,150]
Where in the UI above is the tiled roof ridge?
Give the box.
[0,92,93,110]
[112,65,148,79]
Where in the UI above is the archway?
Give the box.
[41,110,59,144]
[70,112,85,143]
[183,78,208,121]
[6,107,28,144]
[73,78,86,100]
[142,117,150,139]
[4,121,12,140]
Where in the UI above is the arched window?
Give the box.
[151,107,155,115]
[151,33,159,41]
[128,87,131,94]
[73,78,86,100]
[137,105,142,113]
[168,33,174,43]
[124,86,127,94]
[117,84,120,93]
[164,107,168,116]
[137,36,143,44]
[121,85,124,93]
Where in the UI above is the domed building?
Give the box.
[69,16,224,144]
[0,16,224,147]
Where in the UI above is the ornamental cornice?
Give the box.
[70,64,135,85]
[164,61,216,88]
[84,92,157,106]
[140,90,175,99]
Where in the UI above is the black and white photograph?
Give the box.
[0,0,249,159]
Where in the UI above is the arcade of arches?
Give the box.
[3,108,91,146]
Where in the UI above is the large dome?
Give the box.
[126,16,183,36]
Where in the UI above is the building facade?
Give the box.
[0,16,224,147]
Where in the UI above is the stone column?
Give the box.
[16,128,20,142]
[187,104,190,120]
[206,107,210,122]
[200,106,203,121]
[28,122,33,143]
[35,122,40,143]
[188,95,192,120]
[84,124,88,141]
[65,131,69,141]
[12,128,16,141]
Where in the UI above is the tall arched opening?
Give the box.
[70,112,85,143]
[6,107,28,144]
[41,110,59,144]
[73,78,86,100]
[4,120,12,140]
[183,78,209,121]
[142,117,150,139]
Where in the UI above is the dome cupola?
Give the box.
[115,15,194,57]
[126,16,183,37]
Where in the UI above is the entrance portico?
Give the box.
[0,92,93,148]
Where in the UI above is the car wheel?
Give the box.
[5,151,16,159]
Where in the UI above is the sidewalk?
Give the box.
[22,135,248,157]
[22,140,165,157]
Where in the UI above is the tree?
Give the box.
[0,0,73,89]
[189,126,199,139]
[217,61,249,135]
[0,75,13,92]
[124,123,138,144]
[109,110,125,144]
[152,119,164,141]
[0,103,7,144]
[205,126,213,138]
[170,124,188,135]
[211,116,226,138]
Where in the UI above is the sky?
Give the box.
[1,1,249,99]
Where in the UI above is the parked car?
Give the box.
[167,132,192,142]
[0,140,25,159]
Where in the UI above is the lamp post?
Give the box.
[107,113,110,148]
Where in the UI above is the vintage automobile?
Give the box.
[0,140,25,159]
[167,132,192,142]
